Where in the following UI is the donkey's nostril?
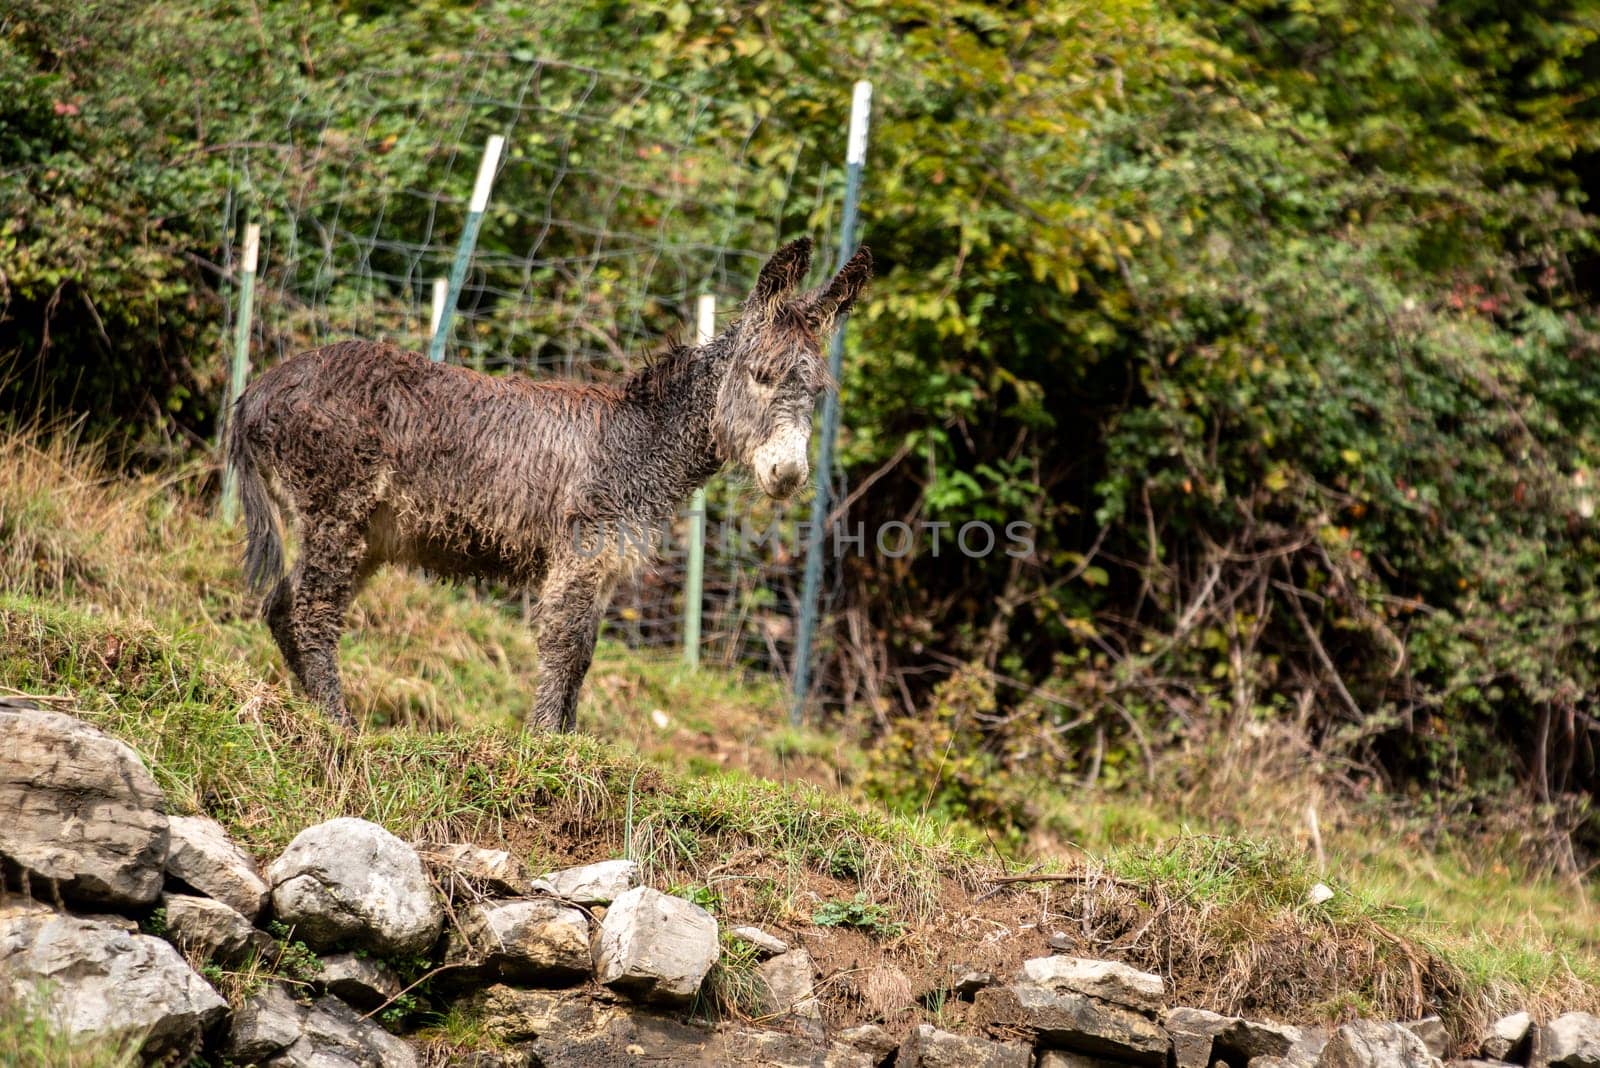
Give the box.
[769,460,806,495]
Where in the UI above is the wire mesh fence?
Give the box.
[216,52,858,684]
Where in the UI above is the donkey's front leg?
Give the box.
[530,566,607,732]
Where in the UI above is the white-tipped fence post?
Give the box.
[683,293,716,669]
[220,221,261,525]
[792,79,872,724]
[428,277,448,344]
[428,134,505,363]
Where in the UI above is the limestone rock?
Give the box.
[535,859,640,904]
[757,948,821,1020]
[228,983,418,1067]
[315,952,404,1011]
[0,909,226,1061]
[444,897,591,982]
[228,983,310,1062]
[1404,1018,1450,1060]
[1220,1018,1308,1061]
[1165,1006,1233,1068]
[267,817,444,955]
[479,985,873,1066]
[594,886,718,1004]
[728,924,790,957]
[166,813,270,919]
[0,707,168,908]
[1020,955,1166,1012]
[1534,1014,1600,1068]
[898,1023,1031,1068]
[161,891,263,963]
[972,983,1168,1065]
[838,1023,900,1061]
[1483,1013,1532,1061]
[416,842,531,897]
[1318,1020,1434,1068]
[953,968,999,997]
[1041,1053,1140,1068]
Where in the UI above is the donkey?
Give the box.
[226,237,870,731]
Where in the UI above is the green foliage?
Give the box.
[864,669,1032,843]
[265,921,322,984]
[668,883,721,912]
[811,893,905,939]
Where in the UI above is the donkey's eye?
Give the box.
[748,367,778,388]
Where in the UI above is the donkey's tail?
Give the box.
[225,398,285,594]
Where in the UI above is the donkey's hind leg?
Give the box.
[290,515,372,728]
[263,573,304,686]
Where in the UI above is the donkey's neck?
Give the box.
[615,329,737,506]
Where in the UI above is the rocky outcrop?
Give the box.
[3,707,1587,1068]
[227,983,418,1067]
[1534,1013,1600,1068]
[534,858,639,904]
[756,947,822,1021]
[267,817,444,955]
[0,705,169,908]
[314,952,404,1011]
[0,908,227,1060]
[971,981,1169,1065]
[1484,1013,1533,1061]
[594,886,719,1004]
[444,897,593,982]
[160,890,264,963]
[1319,1020,1434,1068]
[1019,955,1166,1012]
[898,1022,1032,1067]
[479,984,874,1068]
[417,841,532,897]
[166,812,270,919]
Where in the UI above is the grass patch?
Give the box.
[0,995,139,1068]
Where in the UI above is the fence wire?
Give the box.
[218,53,856,682]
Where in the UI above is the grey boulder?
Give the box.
[444,897,592,982]
[594,886,718,1004]
[267,817,444,955]
[0,707,168,908]
[1318,1020,1434,1068]
[0,909,226,1061]
[228,983,418,1067]
[898,1023,1031,1068]
[165,813,270,919]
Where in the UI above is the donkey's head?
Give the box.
[716,237,873,499]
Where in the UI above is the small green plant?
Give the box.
[265,921,322,983]
[139,907,167,937]
[668,883,720,912]
[811,893,904,939]
[697,936,765,1020]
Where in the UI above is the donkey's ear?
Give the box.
[749,237,814,316]
[809,246,873,333]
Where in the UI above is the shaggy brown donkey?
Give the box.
[226,238,870,730]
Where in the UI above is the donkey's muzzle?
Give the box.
[762,458,808,499]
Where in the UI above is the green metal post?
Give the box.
[791,80,872,725]
[428,134,505,363]
[220,221,260,524]
[683,294,716,668]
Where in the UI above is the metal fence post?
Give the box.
[428,134,505,363]
[220,221,261,524]
[683,293,716,669]
[791,80,872,725]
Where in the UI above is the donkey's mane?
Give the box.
[621,339,698,405]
